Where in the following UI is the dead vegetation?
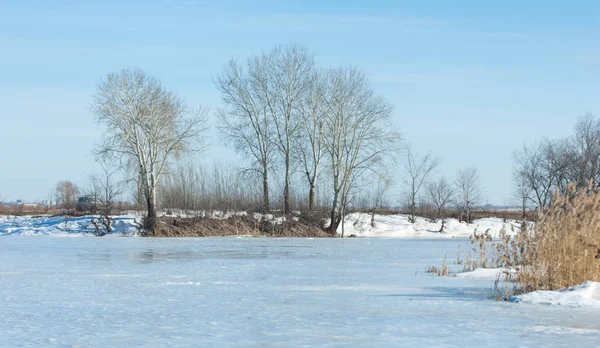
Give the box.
[511,183,600,292]
[432,182,600,298]
[426,255,450,276]
[152,215,333,238]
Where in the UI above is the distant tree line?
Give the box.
[513,113,600,214]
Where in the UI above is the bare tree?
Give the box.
[370,170,394,227]
[297,70,328,211]
[568,113,600,188]
[454,168,482,224]
[427,177,454,232]
[402,144,441,223]
[55,180,79,210]
[89,156,125,235]
[324,67,400,236]
[512,169,533,220]
[513,114,600,214]
[259,45,314,214]
[216,58,274,213]
[91,68,208,235]
[513,139,569,209]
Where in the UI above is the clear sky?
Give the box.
[0,0,598,204]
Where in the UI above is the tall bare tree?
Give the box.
[402,144,441,223]
[427,177,454,232]
[324,67,400,236]
[259,45,314,214]
[297,70,328,211]
[55,180,79,210]
[216,58,273,213]
[91,68,208,235]
[454,167,483,224]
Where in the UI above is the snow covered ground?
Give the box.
[455,267,513,280]
[0,238,599,347]
[337,212,524,238]
[512,282,600,308]
[0,214,140,236]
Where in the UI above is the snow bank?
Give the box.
[455,267,517,280]
[511,282,600,308]
[253,212,301,225]
[338,213,523,238]
[160,209,248,219]
[0,215,140,236]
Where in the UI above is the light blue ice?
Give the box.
[0,237,598,347]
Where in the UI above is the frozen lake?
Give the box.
[1,237,599,347]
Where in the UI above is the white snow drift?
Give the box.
[0,215,140,236]
[337,212,523,238]
[511,281,600,308]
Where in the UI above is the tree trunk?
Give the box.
[339,202,346,238]
[329,191,339,235]
[409,194,416,223]
[466,203,471,225]
[283,157,290,214]
[145,194,156,236]
[262,168,270,213]
[371,208,376,227]
[308,184,315,211]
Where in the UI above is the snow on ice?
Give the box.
[512,281,600,308]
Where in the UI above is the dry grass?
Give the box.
[153,215,333,238]
[458,183,600,297]
[511,183,600,292]
[426,255,450,276]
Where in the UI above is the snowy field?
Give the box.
[1,237,599,347]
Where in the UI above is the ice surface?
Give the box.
[0,237,598,347]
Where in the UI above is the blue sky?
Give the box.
[0,0,598,204]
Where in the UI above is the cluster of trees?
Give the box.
[88,45,401,235]
[399,145,483,231]
[513,113,600,214]
[215,44,400,233]
[84,43,498,236]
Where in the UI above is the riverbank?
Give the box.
[1,213,525,238]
